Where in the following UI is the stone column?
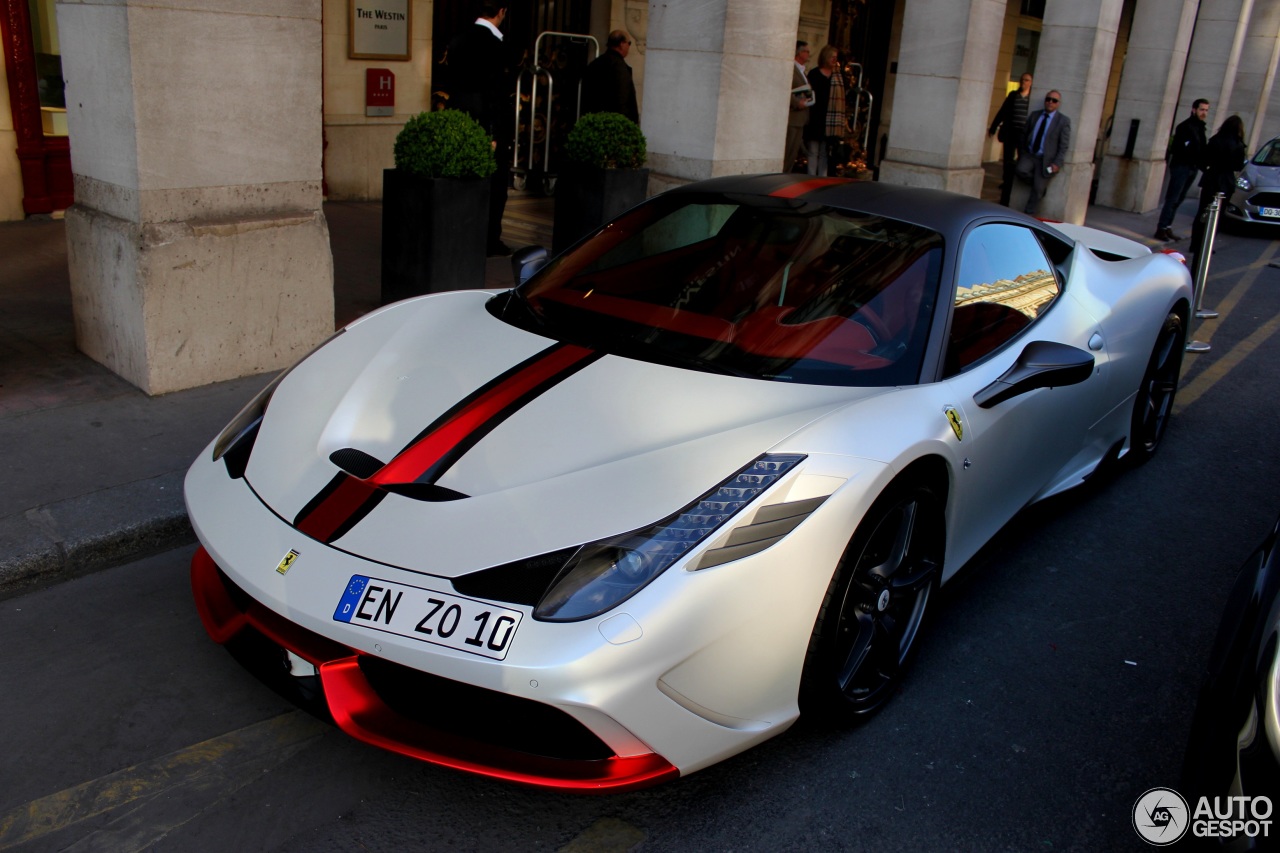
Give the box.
[1093,0,1198,213]
[56,0,333,395]
[1009,0,1124,224]
[877,0,1005,196]
[1261,55,1280,142]
[1232,0,1280,152]
[642,0,802,193]
[1182,0,1254,132]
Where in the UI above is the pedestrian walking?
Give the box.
[581,29,639,124]
[804,46,848,177]
[1191,114,1246,262]
[1020,90,1071,216]
[988,73,1033,206]
[1155,99,1210,241]
[784,41,813,174]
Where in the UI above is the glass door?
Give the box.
[1,0,73,215]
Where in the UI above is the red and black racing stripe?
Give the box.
[768,177,849,199]
[294,342,600,543]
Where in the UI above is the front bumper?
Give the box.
[1224,189,1280,225]
[185,447,882,790]
[191,547,677,791]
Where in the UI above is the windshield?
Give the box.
[497,192,944,386]
[1253,139,1280,167]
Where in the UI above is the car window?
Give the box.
[946,223,1061,375]
[506,193,944,387]
[1253,139,1280,167]
[638,203,736,257]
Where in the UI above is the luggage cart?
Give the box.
[512,31,599,195]
[845,63,874,158]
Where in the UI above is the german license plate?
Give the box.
[334,576,522,660]
[1261,207,1280,218]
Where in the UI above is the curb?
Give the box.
[0,470,195,596]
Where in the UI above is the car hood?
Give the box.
[242,291,882,577]
[1244,162,1280,187]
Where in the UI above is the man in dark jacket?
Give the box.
[1155,99,1210,241]
[443,1,517,255]
[581,30,639,123]
[1021,90,1071,216]
[988,73,1033,206]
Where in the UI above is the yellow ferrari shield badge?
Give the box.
[276,549,301,575]
[945,406,964,441]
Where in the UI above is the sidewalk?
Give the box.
[0,182,1178,595]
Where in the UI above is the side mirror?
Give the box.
[973,340,1094,409]
[511,246,549,285]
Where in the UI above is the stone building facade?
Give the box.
[1,0,1278,392]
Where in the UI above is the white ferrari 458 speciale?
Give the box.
[187,175,1192,791]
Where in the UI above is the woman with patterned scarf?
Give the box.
[803,45,848,176]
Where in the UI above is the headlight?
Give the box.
[211,329,345,475]
[1237,175,1253,191]
[533,454,805,621]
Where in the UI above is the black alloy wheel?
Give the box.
[802,481,944,719]
[1129,311,1186,465]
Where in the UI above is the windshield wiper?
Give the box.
[497,288,548,331]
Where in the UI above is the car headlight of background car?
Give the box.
[1237,175,1253,191]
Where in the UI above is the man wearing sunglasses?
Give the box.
[1021,90,1071,216]
[581,29,640,124]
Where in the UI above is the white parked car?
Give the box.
[186,175,1192,791]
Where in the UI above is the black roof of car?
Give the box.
[669,173,1050,237]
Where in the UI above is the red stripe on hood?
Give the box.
[372,343,596,485]
[296,475,383,544]
[293,343,598,543]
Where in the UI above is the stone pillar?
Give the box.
[1262,55,1280,142]
[56,0,333,395]
[1182,0,1254,132]
[642,0,802,193]
[1232,0,1280,151]
[1247,30,1280,153]
[877,0,1005,196]
[1010,0,1124,224]
[1093,0,1198,213]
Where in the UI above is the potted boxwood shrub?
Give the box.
[552,112,649,254]
[381,110,496,304]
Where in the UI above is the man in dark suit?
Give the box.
[1021,90,1071,216]
[988,72,1033,206]
[784,41,812,173]
[581,30,639,123]
[443,2,517,256]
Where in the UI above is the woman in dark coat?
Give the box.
[1191,115,1246,253]
[803,46,848,177]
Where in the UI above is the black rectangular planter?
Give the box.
[552,167,649,255]
[381,170,489,305]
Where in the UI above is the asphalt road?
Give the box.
[3,224,1280,852]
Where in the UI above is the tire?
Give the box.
[1129,311,1185,465]
[801,480,944,720]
